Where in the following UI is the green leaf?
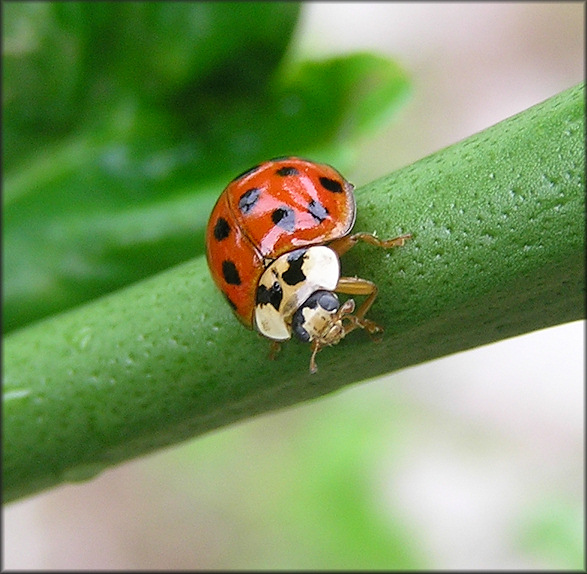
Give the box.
[3,83,583,503]
[3,2,302,166]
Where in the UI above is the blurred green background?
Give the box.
[3,2,584,569]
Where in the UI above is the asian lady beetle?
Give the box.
[205,157,410,373]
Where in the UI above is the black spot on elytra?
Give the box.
[272,207,295,231]
[238,187,261,214]
[308,199,328,222]
[276,166,299,176]
[213,217,231,241]
[256,281,283,311]
[222,260,241,285]
[319,176,344,193]
[282,250,307,286]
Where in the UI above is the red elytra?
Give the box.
[206,157,356,327]
[205,156,411,373]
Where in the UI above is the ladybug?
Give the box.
[205,157,410,373]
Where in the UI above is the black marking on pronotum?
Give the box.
[213,217,231,241]
[238,187,261,214]
[282,249,307,286]
[319,176,344,193]
[256,281,283,311]
[276,166,299,176]
[272,207,295,231]
[231,163,261,183]
[308,199,328,223]
[222,260,241,285]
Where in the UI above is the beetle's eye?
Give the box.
[292,290,340,342]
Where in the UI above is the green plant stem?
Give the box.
[3,83,584,503]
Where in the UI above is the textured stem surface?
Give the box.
[4,83,584,503]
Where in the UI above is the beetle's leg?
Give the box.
[306,232,410,373]
[307,280,383,373]
[307,299,357,373]
[309,341,320,374]
[335,277,384,338]
[268,340,281,360]
[329,232,411,257]
[328,232,411,338]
